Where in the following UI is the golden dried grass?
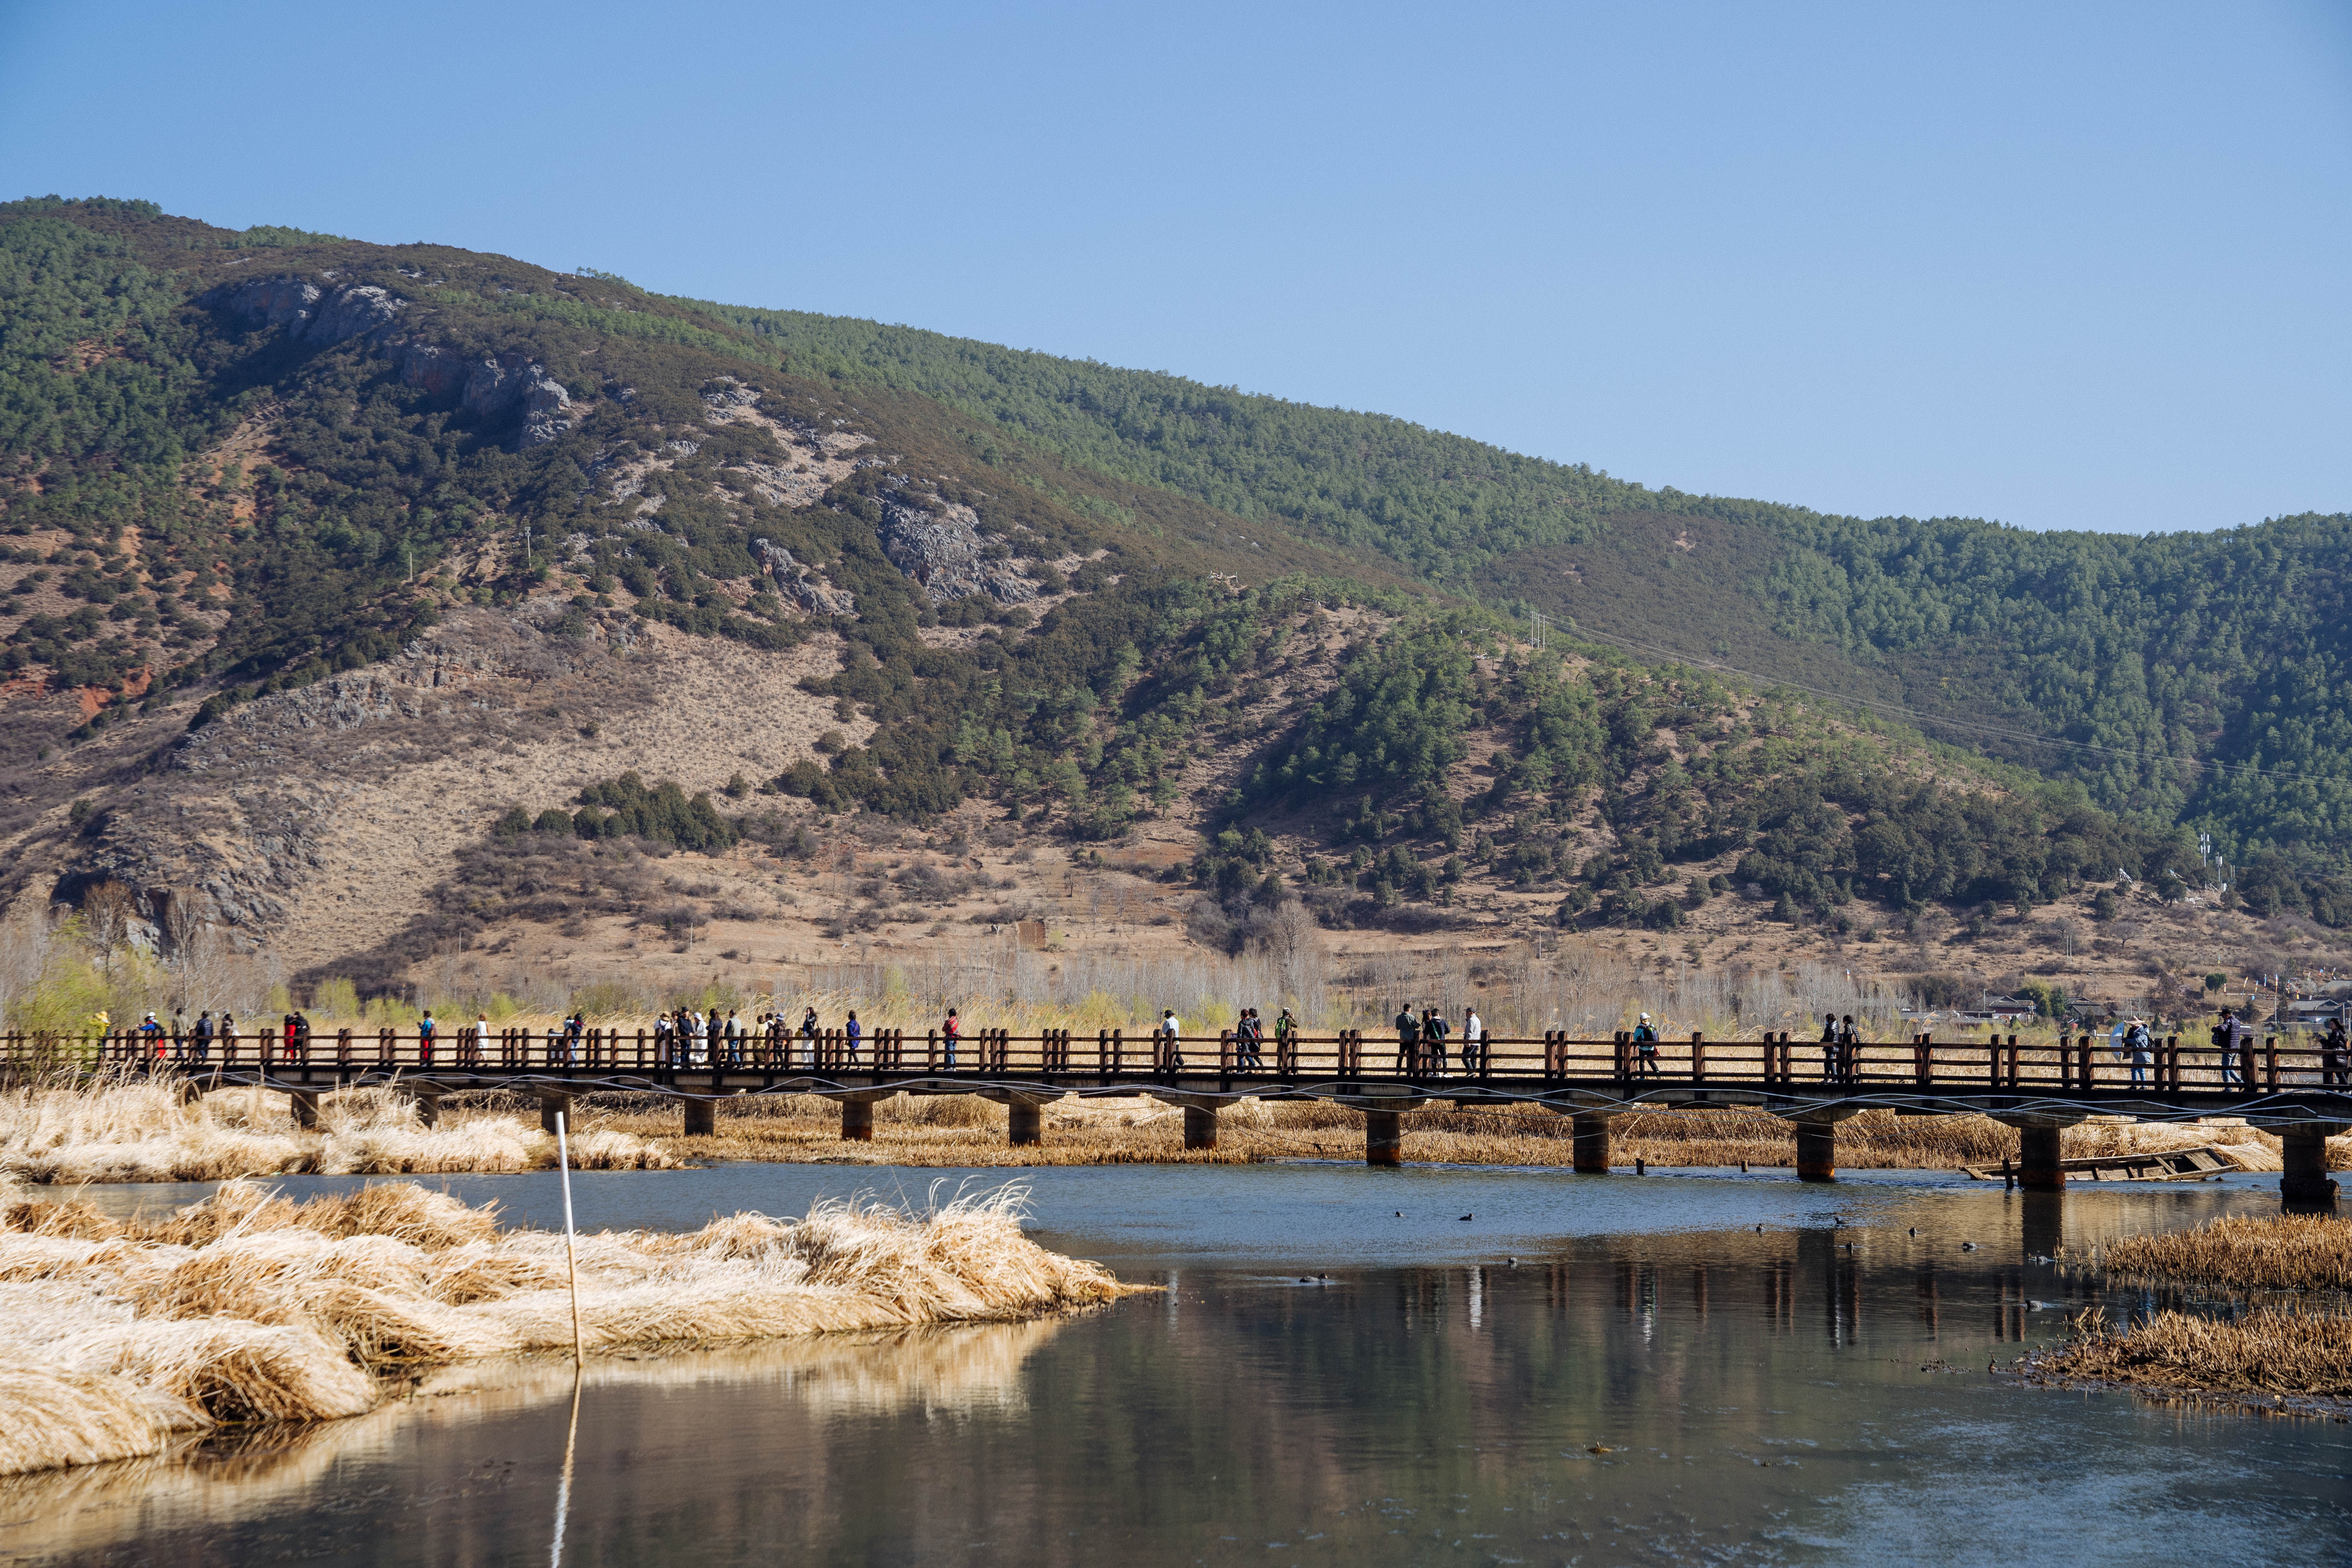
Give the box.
[601,1094,2289,1172]
[0,1075,674,1184]
[0,1179,1141,1476]
[2041,1307,2352,1399]
[2099,1213,2352,1292]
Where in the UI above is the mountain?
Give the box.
[705,303,2352,878]
[0,195,2343,1021]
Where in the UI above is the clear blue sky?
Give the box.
[4,1,2347,534]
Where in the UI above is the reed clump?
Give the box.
[2040,1307,2352,1399]
[2098,1213,2352,1292]
[0,1074,675,1184]
[0,1178,1141,1475]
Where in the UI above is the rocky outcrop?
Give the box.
[214,278,405,346]
[754,539,855,615]
[451,350,574,448]
[215,276,571,450]
[876,498,1038,605]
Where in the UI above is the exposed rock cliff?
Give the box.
[876,497,1038,606]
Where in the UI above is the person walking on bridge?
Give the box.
[844,1010,863,1065]
[942,1006,961,1069]
[799,1006,819,1069]
[191,1009,213,1065]
[2323,1015,2349,1088]
[1463,1007,1485,1074]
[2216,1007,2248,1088]
[1160,1009,1184,1071]
[1818,1013,1840,1082]
[1236,1007,1264,1071]
[1274,1006,1297,1069]
[1837,1015,1862,1085]
[417,1010,436,1067]
[1424,1007,1451,1076]
[1632,1013,1662,1078]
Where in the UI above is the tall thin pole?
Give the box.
[555,1111,584,1366]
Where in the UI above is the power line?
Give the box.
[1564,626,2344,789]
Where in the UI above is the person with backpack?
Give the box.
[192,1009,214,1064]
[1632,1012,1661,1077]
[1236,1007,1264,1070]
[1424,1007,1451,1076]
[2122,1017,2153,1086]
[1274,1007,1297,1069]
[2215,1007,2246,1088]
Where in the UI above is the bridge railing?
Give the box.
[12,1025,2347,1093]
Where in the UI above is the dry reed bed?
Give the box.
[2096,1214,2352,1292]
[2035,1308,2352,1401]
[0,1321,1070,1550]
[608,1094,2296,1172]
[0,1074,675,1184]
[0,1179,1141,1476]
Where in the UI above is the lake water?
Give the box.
[6,1163,2348,1566]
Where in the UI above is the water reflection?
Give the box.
[6,1167,2341,1567]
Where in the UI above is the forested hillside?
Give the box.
[700,300,2352,880]
[0,194,2345,991]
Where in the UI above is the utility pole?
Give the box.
[523,525,534,570]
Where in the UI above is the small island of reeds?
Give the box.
[0,1179,1143,1477]
[2031,1213,2352,1411]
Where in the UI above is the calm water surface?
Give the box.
[6,1163,2347,1566]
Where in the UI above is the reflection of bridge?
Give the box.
[37,1026,2350,1203]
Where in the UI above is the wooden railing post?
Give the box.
[2265,1035,2279,1091]
[1690,1031,1706,1082]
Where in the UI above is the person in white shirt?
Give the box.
[1463,1007,1485,1074]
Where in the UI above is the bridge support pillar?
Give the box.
[2016,1125,2065,1191]
[1572,1112,1613,1173]
[1795,1122,1837,1182]
[842,1099,875,1141]
[682,1098,716,1136]
[1183,1106,1218,1151]
[539,1092,573,1136]
[1365,1108,1402,1167]
[288,1089,320,1130]
[2281,1122,2347,1207]
[412,1092,442,1130]
[1009,1100,1043,1147]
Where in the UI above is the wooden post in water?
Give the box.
[2280,1122,2345,1205]
[1795,1122,1837,1182]
[2017,1124,2065,1190]
[1571,1111,1612,1173]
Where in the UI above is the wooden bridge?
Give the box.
[25,1024,2351,1204]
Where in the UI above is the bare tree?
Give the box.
[80,882,137,984]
